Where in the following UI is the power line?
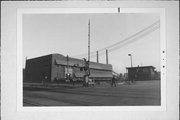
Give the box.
[94,20,160,52]
[89,23,160,58]
[108,23,160,53]
[72,20,160,59]
[73,20,160,58]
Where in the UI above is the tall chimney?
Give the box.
[25,56,27,69]
[96,51,99,63]
[106,49,108,64]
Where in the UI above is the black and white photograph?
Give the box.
[1,1,179,120]
[22,11,161,106]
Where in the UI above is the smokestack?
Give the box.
[106,49,108,64]
[96,51,99,63]
[25,56,27,69]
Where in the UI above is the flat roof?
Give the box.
[126,66,155,69]
[53,54,112,71]
[26,53,112,71]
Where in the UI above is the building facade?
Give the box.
[24,54,113,83]
[126,66,159,81]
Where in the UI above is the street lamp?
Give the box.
[128,54,133,67]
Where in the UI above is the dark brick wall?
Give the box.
[127,67,156,81]
[25,54,113,83]
[25,55,52,83]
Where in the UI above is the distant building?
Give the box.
[24,54,113,83]
[126,66,159,81]
[154,71,161,80]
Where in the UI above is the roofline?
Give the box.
[26,54,53,61]
[26,53,112,67]
[68,57,112,66]
[126,66,155,69]
[53,53,112,67]
[26,53,65,61]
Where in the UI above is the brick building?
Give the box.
[24,54,113,83]
[126,66,159,81]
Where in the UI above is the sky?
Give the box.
[23,13,160,73]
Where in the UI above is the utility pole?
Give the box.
[82,19,92,87]
[87,19,90,76]
[67,55,69,81]
[88,19,90,62]
[83,19,91,87]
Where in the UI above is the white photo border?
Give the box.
[17,8,166,111]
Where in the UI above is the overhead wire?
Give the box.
[72,20,160,59]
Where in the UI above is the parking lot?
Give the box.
[23,80,160,106]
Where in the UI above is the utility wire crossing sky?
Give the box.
[73,20,160,59]
[23,13,160,73]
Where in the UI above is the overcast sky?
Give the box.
[23,13,160,73]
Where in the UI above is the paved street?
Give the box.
[23,80,160,106]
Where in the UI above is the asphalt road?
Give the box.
[23,80,160,106]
